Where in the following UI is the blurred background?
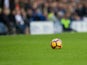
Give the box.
[0,0,87,35]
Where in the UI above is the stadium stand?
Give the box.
[0,0,87,35]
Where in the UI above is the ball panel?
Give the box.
[51,41,57,49]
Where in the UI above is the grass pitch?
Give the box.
[0,33,87,65]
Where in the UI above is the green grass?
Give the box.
[0,33,87,65]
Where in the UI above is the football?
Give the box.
[51,38,62,49]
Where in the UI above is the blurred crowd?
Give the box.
[0,0,87,35]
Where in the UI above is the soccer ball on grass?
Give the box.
[51,38,62,49]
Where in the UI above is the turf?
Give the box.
[0,33,87,65]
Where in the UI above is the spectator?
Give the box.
[61,13,72,32]
[4,0,10,8]
[27,9,33,21]
[9,10,16,34]
[48,10,59,22]
[1,0,15,11]
[1,7,14,34]
[21,8,29,34]
[0,0,4,9]
[15,9,25,34]
[9,0,15,11]
[31,8,47,21]
[83,2,87,17]
[75,3,84,18]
